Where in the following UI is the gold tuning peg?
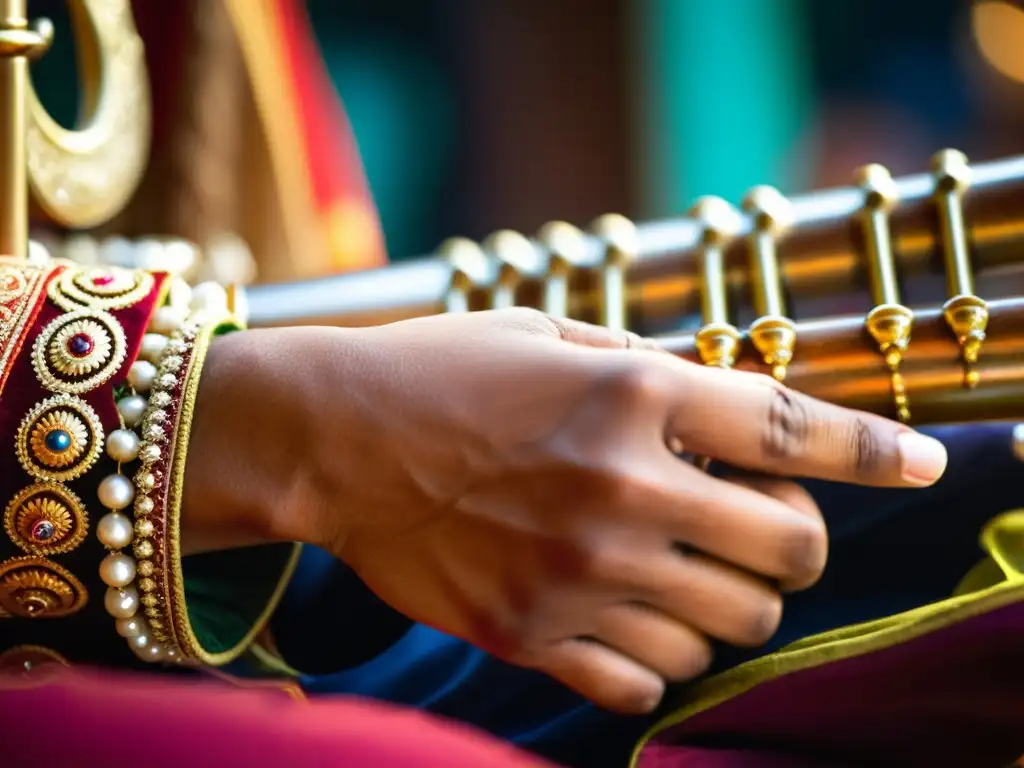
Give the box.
[742,185,796,381]
[689,196,742,369]
[482,229,542,310]
[589,214,637,332]
[536,221,588,318]
[931,149,988,388]
[856,163,913,423]
[437,237,490,314]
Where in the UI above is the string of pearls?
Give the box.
[96,281,229,663]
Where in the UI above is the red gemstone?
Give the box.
[67,333,94,357]
[92,274,115,286]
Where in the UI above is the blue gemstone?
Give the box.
[44,429,72,453]
[31,520,55,541]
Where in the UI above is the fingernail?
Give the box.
[897,431,948,486]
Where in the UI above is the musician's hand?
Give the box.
[185,309,947,715]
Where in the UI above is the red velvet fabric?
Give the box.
[0,669,555,768]
[0,266,168,661]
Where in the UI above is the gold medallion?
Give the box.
[48,266,155,313]
[32,309,126,394]
[4,484,89,556]
[0,557,88,619]
[16,394,104,482]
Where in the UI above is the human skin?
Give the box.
[180,308,948,716]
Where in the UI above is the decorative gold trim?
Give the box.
[47,265,155,313]
[0,264,48,395]
[4,483,88,556]
[0,264,27,303]
[0,556,88,618]
[165,318,301,664]
[15,394,103,482]
[32,309,126,394]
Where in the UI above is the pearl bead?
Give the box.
[134,496,154,515]
[149,306,186,335]
[139,444,161,464]
[116,616,144,638]
[98,475,135,511]
[132,639,166,663]
[139,333,169,363]
[127,360,157,392]
[99,552,136,587]
[127,632,152,651]
[117,395,148,428]
[106,429,140,463]
[191,282,229,313]
[105,585,139,618]
[97,512,134,549]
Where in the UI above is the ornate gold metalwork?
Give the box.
[438,237,489,314]
[0,0,52,257]
[590,214,637,333]
[931,149,988,389]
[32,309,126,395]
[856,163,914,423]
[743,185,797,381]
[4,483,88,556]
[48,264,155,312]
[0,556,88,618]
[26,0,151,229]
[690,196,742,369]
[536,221,587,318]
[483,230,541,310]
[16,394,103,482]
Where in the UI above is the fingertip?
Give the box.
[897,430,948,486]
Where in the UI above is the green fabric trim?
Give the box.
[183,543,297,658]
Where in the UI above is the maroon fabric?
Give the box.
[639,601,1024,767]
[0,669,555,768]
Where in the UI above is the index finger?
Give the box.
[666,364,947,487]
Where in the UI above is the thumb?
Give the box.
[543,314,663,352]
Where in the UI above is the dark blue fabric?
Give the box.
[271,422,1024,768]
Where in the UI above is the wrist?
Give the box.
[181,328,332,555]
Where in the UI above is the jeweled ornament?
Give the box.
[48,265,155,312]
[17,395,103,482]
[33,310,126,394]
[0,558,88,619]
[4,484,88,556]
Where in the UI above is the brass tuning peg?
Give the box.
[856,163,913,423]
[742,185,796,381]
[482,229,542,310]
[536,221,588,318]
[931,149,988,389]
[437,237,490,314]
[689,196,743,369]
[589,214,637,332]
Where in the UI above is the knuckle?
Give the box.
[761,384,811,461]
[737,591,784,647]
[597,361,668,408]
[471,609,530,661]
[846,415,885,481]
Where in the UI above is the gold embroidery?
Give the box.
[47,317,113,377]
[32,309,126,394]
[47,265,155,313]
[16,395,104,482]
[4,484,88,556]
[0,557,88,619]
[0,265,48,395]
[0,266,26,304]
